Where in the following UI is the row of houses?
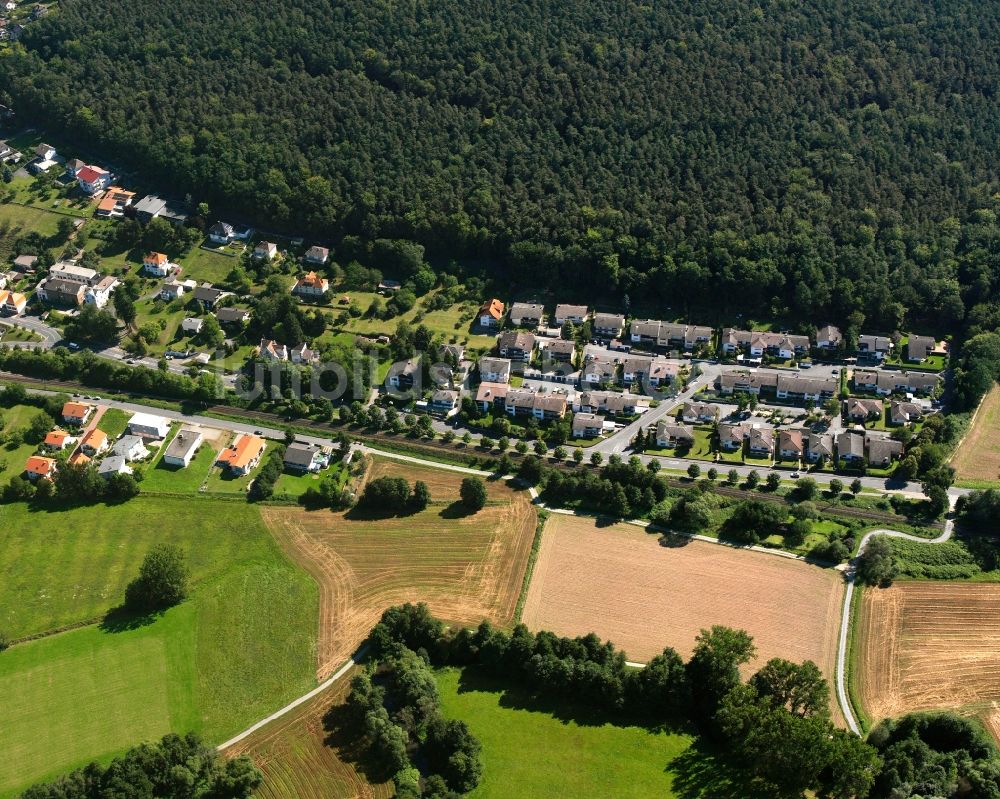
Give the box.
[852,369,939,396]
[716,371,839,402]
[474,383,568,421]
[845,397,925,426]
[653,419,904,467]
[477,300,943,363]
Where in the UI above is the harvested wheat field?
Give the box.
[856,582,1000,737]
[951,385,1000,485]
[521,514,845,695]
[225,666,392,799]
[262,458,537,680]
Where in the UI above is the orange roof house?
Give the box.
[62,401,92,425]
[80,428,109,455]
[0,289,28,315]
[216,434,265,476]
[25,455,57,479]
[68,452,91,467]
[96,186,135,217]
[292,271,329,296]
[478,298,505,326]
[43,429,74,450]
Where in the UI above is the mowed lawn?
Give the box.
[0,497,319,798]
[140,439,219,494]
[96,407,131,439]
[0,496,288,638]
[436,668,691,799]
[952,384,1000,488]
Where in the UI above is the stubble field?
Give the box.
[521,514,845,713]
[263,459,536,680]
[855,581,1000,738]
[951,385,1000,486]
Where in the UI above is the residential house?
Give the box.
[630,320,714,351]
[181,317,204,335]
[304,246,329,265]
[127,412,170,439]
[498,330,535,361]
[0,140,14,160]
[717,422,748,451]
[289,342,317,364]
[836,432,865,465]
[35,143,56,162]
[377,279,401,293]
[97,456,132,479]
[0,289,27,315]
[160,277,189,301]
[143,252,175,277]
[208,222,235,245]
[479,356,512,384]
[387,357,421,391]
[430,389,460,415]
[478,298,505,328]
[283,442,330,473]
[592,313,625,339]
[13,255,38,272]
[216,307,249,326]
[906,334,935,362]
[68,452,91,467]
[647,359,680,387]
[254,241,278,261]
[539,339,575,364]
[846,398,883,423]
[775,374,837,402]
[747,426,774,457]
[292,271,329,298]
[503,390,567,421]
[84,276,118,309]
[192,284,231,310]
[76,165,111,194]
[853,369,939,397]
[36,278,85,307]
[508,302,544,327]
[857,334,893,360]
[49,262,98,285]
[43,429,75,451]
[655,420,695,449]
[95,186,135,218]
[619,355,652,385]
[134,195,189,225]
[866,436,903,467]
[439,343,465,364]
[889,400,923,426]
[112,435,150,461]
[805,432,834,463]
[475,382,509,412]
[720,329,809,359]
[776,429,804,461]
[573,412,605,439]
[554,304,588,326]
[25,455,56,480]
[217,434,266,475]
[680,402,719,424]
[574,390,641,416]
[61,401,92,426]
[816,325,842,349]
[63,158,85,179]
[581,358,617,385]
[259,339,288,361]
[79,428,109,456]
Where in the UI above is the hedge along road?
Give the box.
[834,505,956,736]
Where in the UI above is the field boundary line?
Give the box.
[513,510,548,623]
[947,388,987,467]
[216,645,367,752]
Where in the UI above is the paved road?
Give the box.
[834,509,956,735]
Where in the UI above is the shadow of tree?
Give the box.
[667,741,785,799]
[439,500,475,519]
[99,602,162,633]
[658,532,693,548]
[321,699,398,785]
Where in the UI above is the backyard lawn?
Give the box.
[177,246,241,285]
[140,438,220,494]
[96,408,131,439]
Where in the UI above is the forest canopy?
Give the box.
[4,0,1000,329]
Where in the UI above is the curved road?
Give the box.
[834,510,956,735]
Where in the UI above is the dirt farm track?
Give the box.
[856,581,1000,738]
[521,514,846,718]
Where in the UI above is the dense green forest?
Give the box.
[3,0,1000,330]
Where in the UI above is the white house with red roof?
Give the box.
[77,164,112,194]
